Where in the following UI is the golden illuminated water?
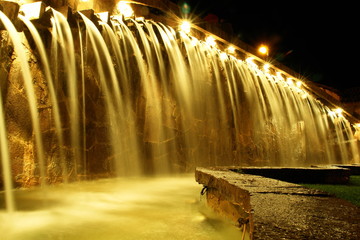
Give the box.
[0,176,249,240]
[0,4,359,215]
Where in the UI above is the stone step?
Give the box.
[230,166,351,184]
[195,167,360,240]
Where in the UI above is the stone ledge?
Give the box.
[195,167,254,238]
[230,166,351,184]
[332,164,360,175]
[195,167,360,240]
[195,167,330,239]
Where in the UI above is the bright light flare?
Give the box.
[117,1,134,18]
[205,36,216,47]
[180,20,191,34]
[263,63,270,72]
[220,52,228,61]
[286,78,294,86]
[330,108,344,118]
[328,110,336,118]
[227,46,235,54]
[296,81,302,88]
[258,44,269,55]
[334,108,343,115]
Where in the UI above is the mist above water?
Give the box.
[0,176,247,240]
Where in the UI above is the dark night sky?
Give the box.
[172,1,359,90]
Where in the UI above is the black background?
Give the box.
[171,1,359,90]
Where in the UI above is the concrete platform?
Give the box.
[195,167,360,240]
[332,164,360,175]
[230,166,351,184]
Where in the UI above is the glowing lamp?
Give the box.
[286,78,294,86]
[117,2,134,18]
[220,52,228,61]
[180,20,191,34]
[334,108,343,115]
[328,111,336,118]
[263,63,270,72]
[227,46,235,54]
[258,44,269,56]
[19,2,46,20]
[205,36,216,47]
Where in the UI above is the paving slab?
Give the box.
[195,167,360,240]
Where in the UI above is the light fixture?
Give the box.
[263,63,270,72]
[330,108,344,118]
[180,20,191,34]
[334,108,343,115]
[205,36,216,47]
[227,46,235,54]
[220,52,228,61]
[296,81,302,88]
[19,1,46,20]
[258,44,269,56]
[117,1,134,18]
[328,110,336,118]
[286,78,294,86]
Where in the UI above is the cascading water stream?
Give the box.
[78,12,142,176]
[51,9,80,178]
[0,47,13,212]
[18,14,68,183]
[0,10,47,212]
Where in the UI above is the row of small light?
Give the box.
[180,20,304,89]
[11,1,360,132]
[178,19,360,131]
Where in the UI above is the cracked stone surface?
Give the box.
[195,167,360,240]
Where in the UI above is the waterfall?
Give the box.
[0,5,359,212]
